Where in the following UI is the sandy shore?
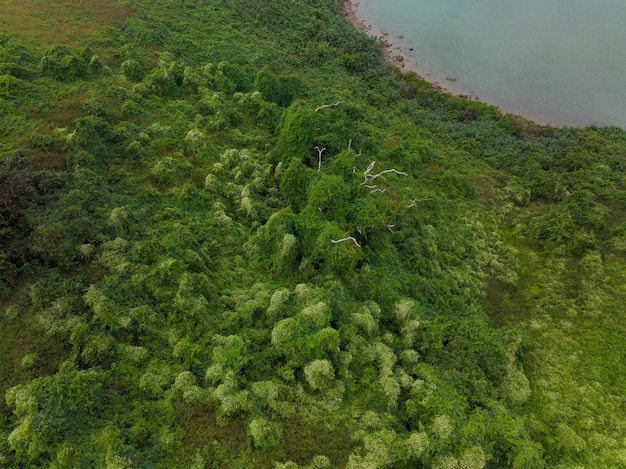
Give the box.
[340,0,480,100]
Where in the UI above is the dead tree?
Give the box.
[361,161,407,188]
[405,197,432,208]
[330,236,361,248]
[315,146,326,173]
[315,101,342,112]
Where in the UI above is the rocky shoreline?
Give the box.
[339,1,581,127]
[340,0,481,101]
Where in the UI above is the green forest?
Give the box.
[1,0,626,467]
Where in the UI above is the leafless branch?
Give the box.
[315,146,326,173]
[352,149,362,174]
[386,224,395,233]
[368,168,408,182]
[361,161,407,186]
[405,197,432,208]
[315,101,342,112]
[370,188,386,194]
[361,161,376,184]
[330,236,361,248]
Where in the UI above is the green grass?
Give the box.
[0,0,132,53]
[518,252,626,467]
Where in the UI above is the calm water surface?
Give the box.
[355,0,626,128]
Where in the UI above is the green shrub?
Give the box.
[121,59,145,82]
[68,116,119,158]
[305,174,352,222]
[0,34,37,66]
[273,100,318,165]
[303,359,335,390]
[216,61,253,93]
[254,67,307,107]
[248,417,283,449]
[280,157,313,211]
[40,45,89,81]
[435,170,479,199]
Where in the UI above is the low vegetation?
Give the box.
[1,0,626,467]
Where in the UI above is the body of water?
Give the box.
[354,0,626,128]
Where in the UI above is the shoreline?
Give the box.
[340,1,481,101]
[340,0,564,128]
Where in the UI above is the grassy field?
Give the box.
[0,0,131,52]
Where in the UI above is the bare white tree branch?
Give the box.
[364,161,376,176]
[315,146,326,173]
[352,148,362,174]
[361,161,407,186]
[315,101,342,112]
[330,236,361,248]
[405,197,432,208]
[368,168,408,182]
[370,188,386,194]
[361,161,376,185]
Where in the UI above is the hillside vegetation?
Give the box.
[1,0,626,467]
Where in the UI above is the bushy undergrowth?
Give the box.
[1,0,626,467]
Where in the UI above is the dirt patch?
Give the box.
[283,416,353,466]
[179,404,247,451]
[31,90,92,131]
[29,150,66,171]
[0,0,132,51]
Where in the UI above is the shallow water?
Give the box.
[355,0,626,128]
